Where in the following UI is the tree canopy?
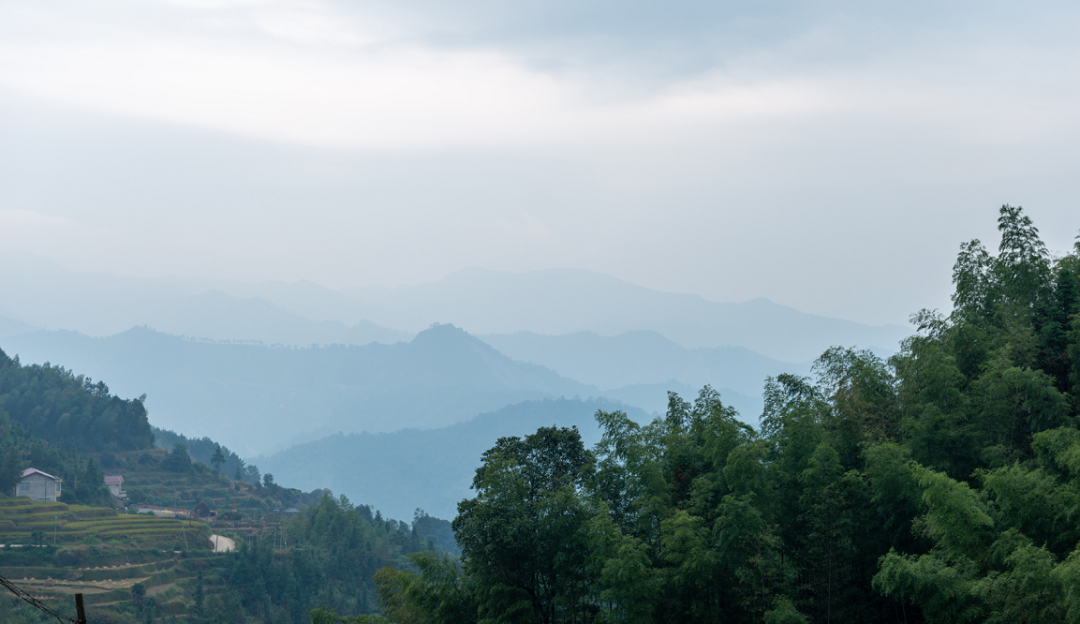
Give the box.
[363,205,1080,624]
[0,350,154,452]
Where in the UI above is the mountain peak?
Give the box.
[409,323,493,352]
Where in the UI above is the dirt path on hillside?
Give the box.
[210,534,235,552]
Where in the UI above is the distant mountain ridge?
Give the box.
[142,290,411,346]
[347,267,911,362]
[1,251,909,362]
[255,397,654,521]
[0,314,38,339]
[0,250,402,344]
[1,252,905,454]
[479,329,812,395]
[0,324,598,455]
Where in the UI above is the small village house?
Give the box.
[104,475,124,498]
[13,468,62,502]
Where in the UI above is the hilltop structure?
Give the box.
[13,468,62,502]
[104,475,125,498]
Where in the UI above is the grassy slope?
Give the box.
[0,496,221,622]
[0,449,310,624]
[0,498,196,543]
[115,447,307,515]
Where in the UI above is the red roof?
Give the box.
[21,468,61,481]
[104,476,124,484]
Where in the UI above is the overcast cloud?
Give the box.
[2,0,1079,325]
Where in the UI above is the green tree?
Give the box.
[373,552,475,624]
[192,569,204,622]
[131,582,146,608]
[244,464,261,486]
[165,443,192,473]
[0,350,154,452]
[453,426,599,624]
[351,206,1080,624]
[0,445,22,496]
[210,444,226,474]
[995,204,1052,314]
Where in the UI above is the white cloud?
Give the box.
[0,209,115,257]
[2,1,1080,326]
[0,209,81,235]
[4,0,1077,151]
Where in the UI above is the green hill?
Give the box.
[0,348,155,507]
[0,346,456,624]
[0,492,448,624]
[0,497,205,548]
[0,347,154,452]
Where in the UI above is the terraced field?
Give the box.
[0,498,209,546]
[116,451,307,516]
[0,498,231,622]
[0,454,309,622]
[2,552,226,619]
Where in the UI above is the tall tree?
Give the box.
[211,444,226,473]
[453,426,599,624]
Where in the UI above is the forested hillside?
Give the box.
[0,347,459,624]
[153,426,251,484]
[0,350,155,504]
[0,488,452,624]
[0,349,154,452]
[355,206,1080,624]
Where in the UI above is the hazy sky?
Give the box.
[2,0,1079,325]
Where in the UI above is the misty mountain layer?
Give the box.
[0,250,403,343]
[347,267,910,361]
[479,329,812,393]
[0,313,37,339]
[0,252,908,362]
[254,397,653,521]
[1,324,596,455]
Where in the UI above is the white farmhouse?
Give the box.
[104,475,124,498]
[14,468,62,502]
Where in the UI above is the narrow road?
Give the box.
[209,534,235,552]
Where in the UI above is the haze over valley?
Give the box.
[2,1,1078,621]
[0,257,904,450]
[0,256,905,515]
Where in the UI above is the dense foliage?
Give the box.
[0,407,114,506]
[0,340,458,624]
[362,206,1080,624]
[153,426,251,483]
[168,494,451,624]
[0,350,155,452]
[0,466,455,624]
[0,348,156,505]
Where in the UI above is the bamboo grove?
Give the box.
[347,206,1080,624]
